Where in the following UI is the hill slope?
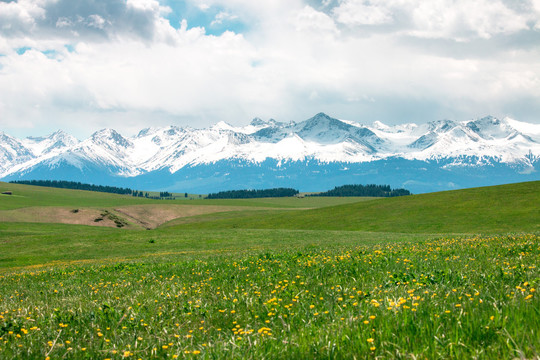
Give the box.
[168,181,540,234]
[0,182,368,210]
[1,180,538,234]
[0,182,373,229]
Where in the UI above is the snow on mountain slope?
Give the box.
[505,118,540,141]
[130,126,190,168]
[1,113,539,180]
[0,132,35,174]
[369,122,423,153]
[402,117,539,163]
[6,131,80,176]
[22,130,79,157]
[27,129,142,177]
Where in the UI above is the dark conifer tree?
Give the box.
[206,188,299,199]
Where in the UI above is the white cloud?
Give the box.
[126,0,161,12]
[0,0,174,42]
[210,11,238,26]
[0,0,539,139]
[332,0,534,40]
[333,0,393,26]
[531,0,540,29]
[86,15,107,30]
[0,0,47,35]
[407,0,530,40]
[295,6,340,34]
[55,16,72,28]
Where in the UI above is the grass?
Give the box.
[0,181,538,358]
[0,183,153,210]
[0,234,538,359]
[166,181,540,234]
[0,181,378,229]
[0,182,374,211]
[0,222,425,269]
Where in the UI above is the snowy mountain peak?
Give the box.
[467,115,503,129]
[92,128,121,138]
[475,115,499,123]
[302,112,339,126]
[248,117,284,128]
[136,128,157,138]
[0,133,35,172]
[465,116,516,140]
[49,130,79,145]
[0,131,14,140]
[250,117,266,127]
[136,126,185,139]
[22,130,79,157]
[26,129,75,142]
[312,112,333,120]
[50,129,69,137]
[372,121,390,131]
[428,119,458,133]
[212,121,235,131]
[91,128,131,148]
[1,113,539,184]
[299,113,350,133]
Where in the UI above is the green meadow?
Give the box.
[0,181,538,359]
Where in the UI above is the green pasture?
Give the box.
[0,182,372,210]
[0,222,425,269]
[165,181,540,233]
[0,181,538,359]
[0,234,538,359]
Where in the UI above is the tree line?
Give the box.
[10,180,410,199]
[11,180,134,195]
[310,184,411,197]
[10,180,184,199]
[131,190,149,198]
[206,188,299,199]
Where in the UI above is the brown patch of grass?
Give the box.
[0,204,296,230]
[114,204,277,229]
[0,207,137,229]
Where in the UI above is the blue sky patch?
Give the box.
[16,47,32,55]
[161,0,247,36]
[41,50,58,59]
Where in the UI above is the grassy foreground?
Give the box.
[0,234,538,359]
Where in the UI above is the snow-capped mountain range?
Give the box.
[1,113,539,193]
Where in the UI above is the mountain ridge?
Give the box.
[1,113,539,193]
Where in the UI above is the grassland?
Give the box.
[0,182,371,211]
[0,181,538,359]
[164,181,540,233]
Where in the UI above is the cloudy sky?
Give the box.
[1,0,540,138]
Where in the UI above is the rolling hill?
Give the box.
[1,180,538,235]
[166,181,540,234]
[0,181,370,229]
